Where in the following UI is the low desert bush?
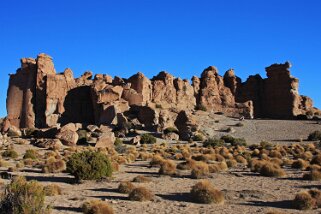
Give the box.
[140,134,157,144]
[292,159,309,170]
[163,127,179,134]
[194,134,204,141]
[42,159,66,173]
[66,151,112,181]
[308,131,321,141]
[203,138,224,147]
[293,191,317,210]
[82,200,114,214]
[128,187,154,201]
[221,135,247,146]
[23,149,40,160]
[260,162,286,177]
[150,154,164,167]
[159,160,176,175]
[44,184,62,196]
[2,149,18,159]
[0,176,50,214]
[191,161,210,179]
[118,181,135,194]
[190,180,224,204]
[303,169,321,181]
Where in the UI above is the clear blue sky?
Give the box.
[1,0,320,117]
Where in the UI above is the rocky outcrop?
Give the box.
[6,54,320,131]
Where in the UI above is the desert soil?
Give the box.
[1,113,321,214]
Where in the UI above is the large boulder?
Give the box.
[55,129,79,146]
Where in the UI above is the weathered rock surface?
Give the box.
[6,54,320,131]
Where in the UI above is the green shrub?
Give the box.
[194,134,204,141]
[308,131,321,141]
[66,151,112,181]
[140,134,156,144]
[221,135,247,146]
[163,127,179,134]
[2,149,18,159]
[196,104,207,111]
[23,149,39,160]
[203,138,224,147]
[114,138,123,146]
[0,176,50,214]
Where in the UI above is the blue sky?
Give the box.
[0,0,320,117]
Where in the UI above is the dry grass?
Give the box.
[118,181,135,194]
[259,162,286,178]
[293,191,316,210]
[128,187,154,201]
[82,200,114,214]
[190,180,224,204]
[44,184,62,196]
[191,161,210,179]
[159,160,177,175]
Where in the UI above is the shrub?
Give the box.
[195,104,207,111]
[128,187,154,201]
[150,154,164,167]
[82,200,114,214]
[159,160,176,175]
[308,131,321,141]
[140,134,156,144]
[191,162,210,179]
[293,191,316,210]
[132,175,152,183]
[221,135,247,146]
[260,141,273,149]
[2,149,18,159]
[114,138,123,146]
[155,104,162,109]
[193,134,204,141]
[303,169,321,181]
[44,184,62,196]
[66,151,112,181]
[260,162,286,177]
[163,127,178,134]
[203,138,224,147]
[190,180,224,204]
[23,149,39,160]
[42,159,66,173]
[118,181,135,194]
[311,154,321,165]
[291,159,309,170]
[0,176,50,214]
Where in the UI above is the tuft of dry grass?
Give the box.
[190,180,224,204]
[191,161,210,179]
[259,162,286,178]
[291,159,309,170]
[303,169,321,181]
[293,191,316,210]
[44,184,62,196]
[159,160,176,176]
[82,200,114,214]
[42,159,66,173]
[128,187,154,201]
[118,181,135,194]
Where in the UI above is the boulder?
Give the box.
[55,129,79,146]
[95,130,115,148]
[36,138,63,150]
[7,125,22,137]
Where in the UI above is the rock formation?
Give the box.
[6,53,320,132]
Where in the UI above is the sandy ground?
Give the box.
[1,114,321,214]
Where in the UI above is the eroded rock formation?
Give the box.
[6,53,320,132]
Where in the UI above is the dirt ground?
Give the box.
[1,113,321,214]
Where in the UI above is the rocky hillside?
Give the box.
[5,53,320,133]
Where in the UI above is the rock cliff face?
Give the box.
[6,53,320,129]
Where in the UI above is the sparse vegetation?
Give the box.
[82,200,114,214]
[190,180,224,204]
[66,151,112,181]
[140,133,157,144]
[118,181,135,194]
[132,175,152,183]
[0,176,50,214]
[128,187,154,201]
[203,138,224,147]
[2,149,18,159]
[44,184,62,196]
